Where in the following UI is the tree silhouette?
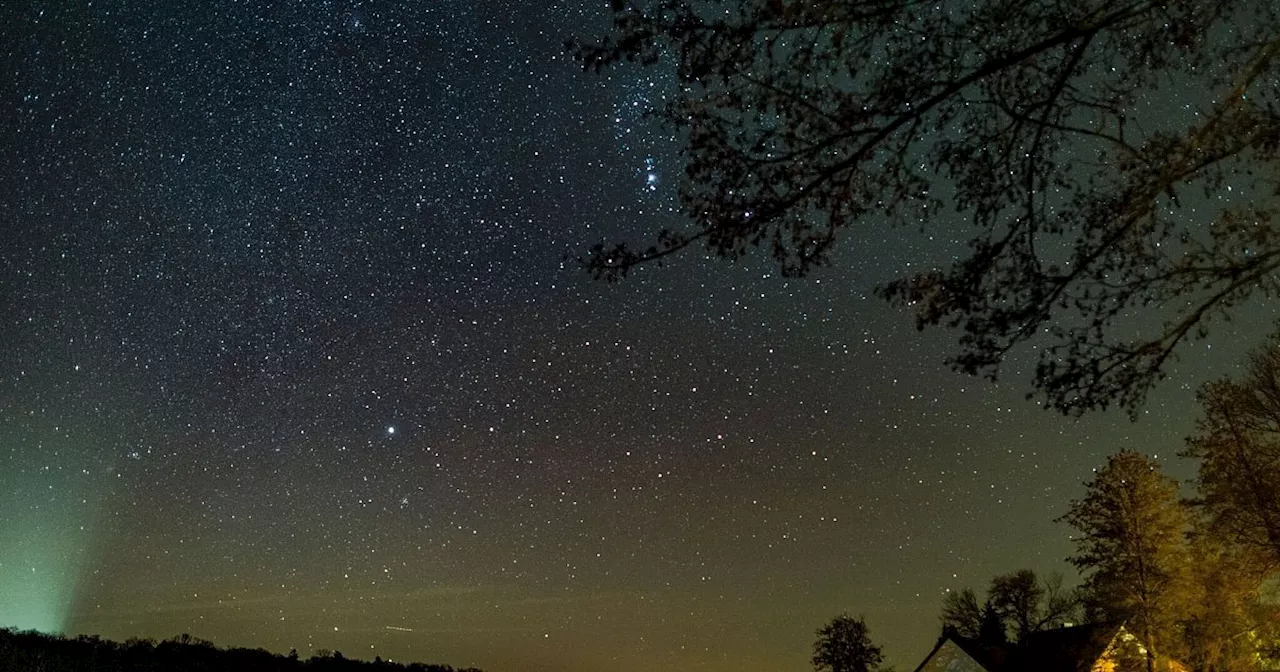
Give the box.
[573,0,1280,415]
[989,570,1043,643]
[1184,331,1280,564]
[988,570,1080,642]
[939,588,984,640]
[940,569,1080,645]
[0,627,478,672]
[811,614,884,672]
[976,600,1007,649]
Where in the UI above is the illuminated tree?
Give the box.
[812,613,884,672]
[1060,451,1191,672]
[1180,529,1280,672]
[573,0,1280,415]
[1180,334,1280,671]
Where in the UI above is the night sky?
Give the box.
[0,2,1270,672]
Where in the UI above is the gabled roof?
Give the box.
[1006,622,1124,672]
[913,623,1126,672]
[911,637,993,672]
[951,635,1010,671]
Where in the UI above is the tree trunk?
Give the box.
[1144,624,1156,672]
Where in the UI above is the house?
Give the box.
[912,635,995,672]
[912,623,1190,672]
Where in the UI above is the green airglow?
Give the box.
[0,455,108,634]
[0,527,76,633]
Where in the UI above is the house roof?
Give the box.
[1006,622,1124,672]
[913,623,1125,672]
[910,637,994,672]
[951,635,1010,671]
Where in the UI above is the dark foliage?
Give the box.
[988,570,1080,643]
[572,0,1280,415]
[939,588,985,641]
[940,569,1081,645]
[811,613,883,672]
[0,628,481,672]
[1184,331,1280,564]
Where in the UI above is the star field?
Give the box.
[0,2,1268,672]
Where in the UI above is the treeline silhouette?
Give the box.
[0,628,483,672]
